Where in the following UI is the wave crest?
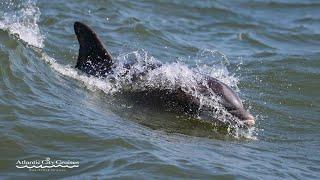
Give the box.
[0,0,44,48]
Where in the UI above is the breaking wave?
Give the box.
[0,0,44,48]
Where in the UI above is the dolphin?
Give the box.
[73,21,255,127]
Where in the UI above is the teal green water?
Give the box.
[0,0,319,179]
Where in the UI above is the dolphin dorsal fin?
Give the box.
[74,21,113,76]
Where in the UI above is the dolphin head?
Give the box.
[207,78,255,127]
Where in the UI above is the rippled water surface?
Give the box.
[0,0,319,179]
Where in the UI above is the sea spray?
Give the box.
[0,0,43,48]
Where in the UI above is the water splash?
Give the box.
[195,49,239,89]
[0,0,44,48]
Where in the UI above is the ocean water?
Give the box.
[0,0,319,179]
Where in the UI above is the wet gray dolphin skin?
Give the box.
[73,21,255,127]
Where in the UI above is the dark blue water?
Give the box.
[0,0,319,179]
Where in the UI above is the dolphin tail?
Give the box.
[74,21,113,76]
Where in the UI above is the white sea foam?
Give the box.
[0,0,44,48]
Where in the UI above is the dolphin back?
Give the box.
[74,21,113,76]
